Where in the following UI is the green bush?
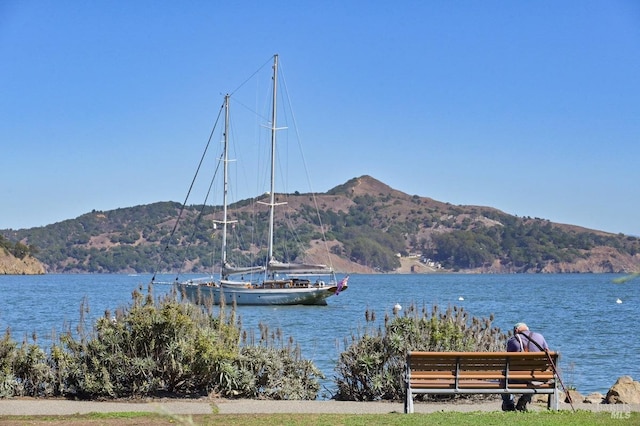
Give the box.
[230,321,324,400]
[0,330,55,398]
[0,286,323,400]
[50,286,242,398]
[236,345,323,399]
[333,303,508,401]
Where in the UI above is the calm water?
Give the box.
[1,273,638,397]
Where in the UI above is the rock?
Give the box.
[584,392,605,404]
[0,251,45,275]
[564,389,584,404]
[606,376,640,404]
[532,394,549,403]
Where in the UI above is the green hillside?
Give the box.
[2,176,639,274]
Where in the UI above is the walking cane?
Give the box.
[518,332,576,412]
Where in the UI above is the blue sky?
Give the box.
[1,1,639,236]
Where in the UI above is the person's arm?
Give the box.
[540,335,549,350]
[506,337,520,352]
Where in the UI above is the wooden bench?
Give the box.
[404,351,560,413]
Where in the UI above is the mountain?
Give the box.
[2,176,639,274]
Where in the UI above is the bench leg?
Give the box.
[404,389,414,413]
[548,386,559,410]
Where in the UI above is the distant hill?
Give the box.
[2,176,639,274]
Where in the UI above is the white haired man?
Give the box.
[502,322,549,412]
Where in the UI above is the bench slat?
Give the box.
[409,381,555,389]
[410,376,554,380]
[409,371,552,377]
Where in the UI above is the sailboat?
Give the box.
[177,55,348,306]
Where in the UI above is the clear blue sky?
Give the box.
[2,1,639,236]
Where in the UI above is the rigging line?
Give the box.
[229,96,269,123]
[174,152,224,283]
[278,61,335,272]
[229,55,275,97]
[223,101,263,272]
[151,100,225,283]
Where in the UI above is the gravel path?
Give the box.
[0,398,638,416]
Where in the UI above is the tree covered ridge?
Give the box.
[2,176,639,273]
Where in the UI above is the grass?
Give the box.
[0,411,636,425]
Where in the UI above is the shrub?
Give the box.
[236,345,323,399]
[50,286,241,398]
[0,285,322,401]
[232,321,324,400]
[333,303,507,401]
[0,330,55,398]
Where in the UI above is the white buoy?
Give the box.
[616,298,623,304]
[458,296,464,301]
[394,303,402,311]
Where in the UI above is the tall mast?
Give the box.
[215,94,236,278]
[221,94,230,268]
[267,54,278,262]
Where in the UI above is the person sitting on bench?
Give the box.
[502,322,549,412]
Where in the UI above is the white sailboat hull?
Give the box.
[177,281,345,306]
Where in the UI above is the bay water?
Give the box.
[1,273,637,398]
